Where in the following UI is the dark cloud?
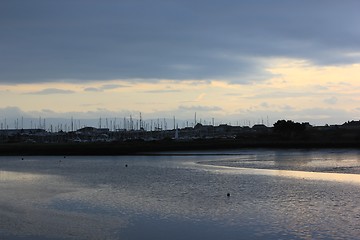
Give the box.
[26,88,75,95]
[1,0,359,84]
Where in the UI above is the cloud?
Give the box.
[26,88,75,95]
[84,84,127,92]
[40,109,56,114]
[1,1,359,84]
[280,105,295,111]
[260,102,270,108]
[195,93,206,101]
[26,108,135,120]
[324,96,338,105]
[247,91,313,99]
[178,105,223,112]
[84,87,102,92]
[234,106,355,126]
[101,84,127,90]
[224,93,242,96]
[143,89,181,93]
[0,105,357,129]
[0,106,31,119]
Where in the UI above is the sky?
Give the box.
[1,0,360,129]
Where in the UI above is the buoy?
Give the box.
[21,158,24,160]
[227,193,230,197]
[125,164,128,167]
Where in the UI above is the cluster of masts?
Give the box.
[0,113,271,133]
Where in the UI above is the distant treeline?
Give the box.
[1,119,360,155]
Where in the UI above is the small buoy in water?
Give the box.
[21,158,24,160]
[227,193,231,197]
[125,164,128,167]
[64,156,66,158]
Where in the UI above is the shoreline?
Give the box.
[1,139,360,156]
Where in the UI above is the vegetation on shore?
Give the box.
[1,138,360,156]
[2,119,360,155]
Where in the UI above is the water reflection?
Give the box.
[1,150,360,239]
[0,170,45,182]
[200,149,360,174]
[198,163,360,184]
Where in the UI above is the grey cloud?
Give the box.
[260,102,270,108]
[0,105,357,128]
[41,109,56,114]
[0,107,136,129]
[247,91,310,99]
[84,84,127,92]
[26,88,75,95]
[27,108,135,120]
[235,106,354,126]
[224,93,243,97]
[84,87,102,92]
[101,84,127,90]
[143,89,181,93]
[1,0,360,84]
[178,105,223,112]
[0,106,31,119]
[81,103,103,107]
[295,108,352,124]
[313,85,329,91]
[280,105,295,111]
[324,96,338,105]
[339,82,352,86]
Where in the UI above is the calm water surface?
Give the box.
[1,149,360,239]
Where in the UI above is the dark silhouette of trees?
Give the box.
[273,120,306,139]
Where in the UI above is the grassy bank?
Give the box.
[1,138,360,156]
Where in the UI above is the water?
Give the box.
[1,149,360,239]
